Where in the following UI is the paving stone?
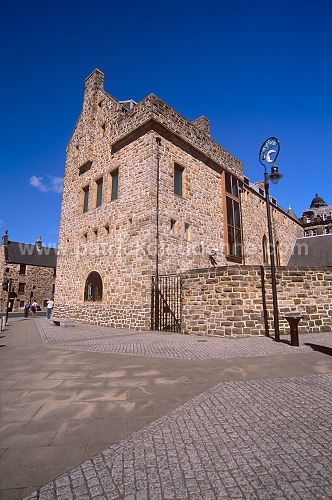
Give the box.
[2,318,330,499]
[35,318,332,360]
[23,372,332,499]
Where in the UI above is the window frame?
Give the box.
[84,271,103,302]
[83,185,89,213]
[223,172,243,262]
[110,169,119,201]
[275,241,281,266]
[174,163,184,197]
[96,177,103,207]
[19,263,26,275]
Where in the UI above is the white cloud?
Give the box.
[30,175,63,194]
[30,175,48,192]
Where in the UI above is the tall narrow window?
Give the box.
[275,241,280,266]
[83,186,89,213]
[19,264,26,275]
[174,164,184,196]
[111,169,119,200]
[96,177,103,207]
[262,235,269,263]
[224,172,242,260]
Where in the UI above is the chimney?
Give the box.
[35,236,42,250]
[192,116,210,136]
[84,69,105,96]
[2,230,8,246]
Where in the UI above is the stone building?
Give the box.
[301,194,332,236]
[54,69,303,330]
[0,231,57,313]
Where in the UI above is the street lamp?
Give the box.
[4,278,12,325]
[259,137,283,341]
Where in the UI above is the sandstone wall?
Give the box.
[182,266,332,336]
[54,70,237,327]
[54,132,156,328]
[155,137,227,274]
[241,187,304,265]
[0,259,55,312]
[54,70,305,329]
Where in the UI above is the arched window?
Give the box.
[84,271,103,301]
[262,235,269,264]
[275,241,281,266]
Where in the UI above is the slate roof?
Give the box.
[4,241,57,268]
[287,207,300,222]
[287,234,332,267]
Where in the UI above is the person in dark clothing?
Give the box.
[23,300,30,318]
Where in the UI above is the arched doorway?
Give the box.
[84,271,103,301]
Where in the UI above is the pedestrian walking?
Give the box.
[23,300,30,318]
[46,299,54,319]
[31,301,38,317]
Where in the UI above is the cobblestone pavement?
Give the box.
[20,320,332,499]
[24,373,332,500]
[36,318,332,360]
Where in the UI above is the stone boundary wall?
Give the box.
[53,303,150,330]
[181,266,332,336]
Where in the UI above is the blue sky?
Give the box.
[1,0,331,246]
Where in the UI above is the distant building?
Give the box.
[288,234,332,267]
[286,195,332,267]
[301,194,332,236]
[0,231,57,312]
[53,69,303,330]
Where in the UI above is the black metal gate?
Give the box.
[151,275,181,332]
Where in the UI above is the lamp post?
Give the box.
[259,137,283,341]
[5,278,12,325]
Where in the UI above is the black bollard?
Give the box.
[284,315,303,346]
